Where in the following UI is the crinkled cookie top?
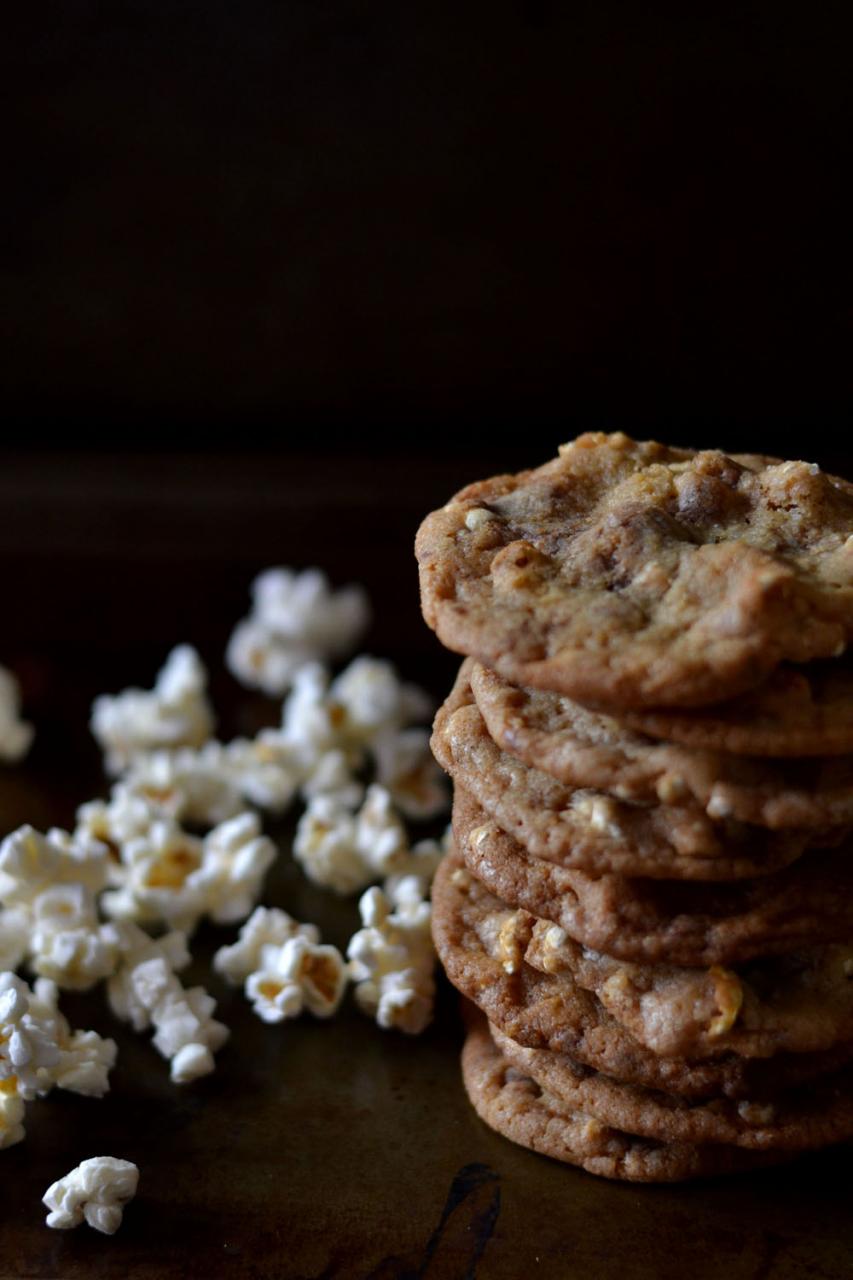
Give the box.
[416,433,853,708]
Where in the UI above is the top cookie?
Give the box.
[416,433,853,708]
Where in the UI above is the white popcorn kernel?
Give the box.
[198,812,277,925]
[0,905,29,971]
[0,825,109,906]
[170,1042,215,1084]
[371,727,449,819]
[245,936,347,1024]
[108,931,227,1081]
[213,906,319,986]
[300,749,364,809]
[227,568,370,695]
[354,785,410,878]
[218,733,300,815]
[0,666,34,763]
[29,885,121,990]
[101,820,207,934]
[293,793,366,894]
[329,657,433,745]
[120,748,243,827]
[347,878,435,1035]
[0,972,62,1099]
[0,1083,26,1149]
[91,645,214,775]
[279,663,354,772]
[43,1157,139,1234]
[464,507,494,531]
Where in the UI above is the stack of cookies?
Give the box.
[415,433,853,1182]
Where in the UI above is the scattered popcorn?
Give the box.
[0,972,116,1148]
[372,727,449,819]
[107,926,227,1082]
[300,748,364,809]
[347,876,435,1035]
[329,657,433,746]
[0,665,33,763]
[102,813,276,934]
[43,1157,139,1235]
[0,1083,25,1149]
[76,788,156,863]
[227,568,370,695]
[213,906,320,986]
[216,734,300,814]
[91,646,214,775]
[29,884,122,990]
[279,663,356,773]
[245,936,348,1024]
[293,793,364,895]
[120,748,243,827]
[295,786,444,896]
[0,905,29,971]
[0,825,109,907]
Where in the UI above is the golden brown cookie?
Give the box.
[470,660,853,828]
[461,1015,790,1181]
[416,433,853,709]
[454,788,853,966]
[432,854,853,1100]
[433,671,833,879]
[490,1023,853,1152]
[524,929,853,1061]
[618,658,853,757]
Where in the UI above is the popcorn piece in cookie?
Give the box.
[213,906,320,985]
[347,876,435,1035]
[245,935,348,1024]
[43,1157,139,1234]
[91,645,214,775]
[227,568,370,695]
[0,666,33,763]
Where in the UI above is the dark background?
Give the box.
[4,0,851,457]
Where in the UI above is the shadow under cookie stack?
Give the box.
[415,433,853,1182]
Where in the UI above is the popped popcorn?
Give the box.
[102,813,276,934]
[347,876,435,1035]
[227,568,370,695]
[91,645,214,775]
[120,748,243,827]
[213,906,320,986]
[328,657,433,746]
[245,936,348,1024]
[216,733,300,814]
[279,663,356,774]
[0,825,109,906]
[107,925,227,1083]
[29,883,122,990]
[0,972,115,1146]
[43,1157,139,1234]
[372,726,449,819]
[0,665,33,763]
[295,786,443,896]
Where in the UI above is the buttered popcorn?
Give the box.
[91,645,214,775]
[213,906,320,984]
[43,1157,139,1235]
[227,567,370,695]
[0,665,33,763]
[347,876,436,1035]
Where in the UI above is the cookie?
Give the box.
[461,1015,789,1181]
[433,671,827,880]
[416,433,853,709]
[432,854,853,1099]
[454,788,853,966]
[470,660,853,829]
[524,929,853,1061]
[618,658,853,758]
[490,1023,853,1152]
